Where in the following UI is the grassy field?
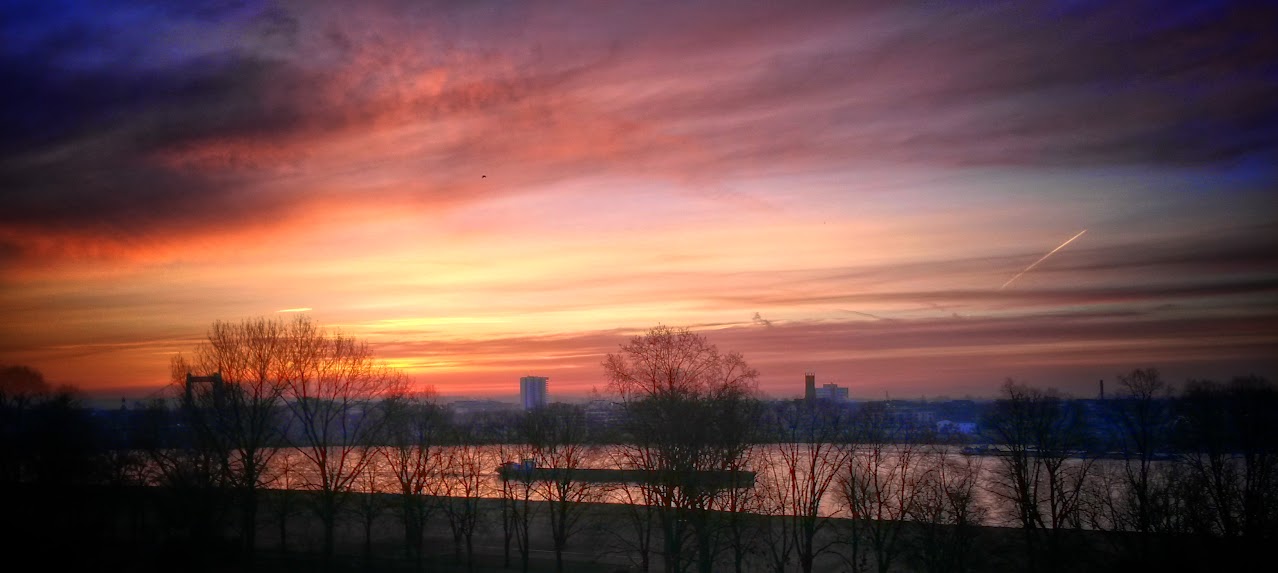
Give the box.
[5,483,1251,572]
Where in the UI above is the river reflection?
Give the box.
[247,444,1145,528]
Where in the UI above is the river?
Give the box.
[247,443,1139,527]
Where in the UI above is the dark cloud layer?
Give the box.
[3,0,1276,267]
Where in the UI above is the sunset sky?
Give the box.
[2,1,1276,401]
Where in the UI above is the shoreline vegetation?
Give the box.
[8,483,1247,573]
[5,324,1276,572]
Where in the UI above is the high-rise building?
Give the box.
[804,372,816,402]
[520,375,548,410]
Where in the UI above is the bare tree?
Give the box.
[1,366,103,562]
[708,442,764,573]
[981,380,1095,572]
[135,395,233,551]
[0,365,50,484]
[908,446,987,573]
[132,360,240,551]
[1173,375,1278,562]
[281,318,403,561]
[0,365,96,486]
[497,441,537,572]
[175,317,302,554]
[605,325,760,573]
[1092,368,1176,558]
[263,451,302,554]
[766,400,854,573]
[839,402,927,573]
[603,463,659,573]
[350,457,389,565]
[382,392,449,567]
[527,403,601,573]
[435,435,489,571]
[757,467,798,573]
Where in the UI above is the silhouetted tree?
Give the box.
[708,438,763,573]
[264,452,303,554]
[758,451,799,573]
[0,365,93,485]
[1173,375,1278,561]
[982,380,1095,572]
[766,400,853,573]
[136,395,234,557]
[435,434,489,571]
[527,403,601,573]
[2,368,126,569]
[2,367,96,486]
[0,364,47,484]
[175,317,301,555]
[282,318,402,562]
[350,458,389,566]
[498,441,537,573]
[1090,368,1178,561]
[605,325,760,573]
[132,357,239,555]
[839,402,927,573]
[381,392,449,568]
[908,446,986,573]
[603,462,659,573]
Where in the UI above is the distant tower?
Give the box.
[184,372,224,405]
[1099,379,1105,400]
[520,376,549,411]
[804,372,816,403]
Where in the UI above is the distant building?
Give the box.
[937,420,978,435]
[520,375,549,410]
[804,372,816,402]
[584,399,623,427]
[450,399,518,419]
[814,383,850,402]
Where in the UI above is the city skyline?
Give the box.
[2,1,1276,400]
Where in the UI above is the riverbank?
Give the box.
[5,483,1254,572]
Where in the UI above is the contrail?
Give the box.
[1000,229,1087,290]
[276,307,312,313]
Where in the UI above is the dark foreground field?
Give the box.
[4,484,1251,572]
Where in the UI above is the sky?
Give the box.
[2,0,1276,401]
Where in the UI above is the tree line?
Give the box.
[2,320,1275,572]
